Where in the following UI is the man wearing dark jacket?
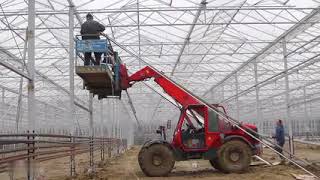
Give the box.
[273,119,285,162]
[80,13,105,65]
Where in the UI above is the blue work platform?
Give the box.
[75,36,122,99]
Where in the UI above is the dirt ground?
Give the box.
[0,143,319,180]
[75,144,320,180]
[0,149,113,180]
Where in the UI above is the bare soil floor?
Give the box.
[0,150,107,180]
[0,143,319,180]
[76,144,320,180]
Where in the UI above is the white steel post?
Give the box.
[115,100,118,139]
[112,99,115,138]
[137,0,141,68]
[254,59,261,129]
[27,0,36,179]
[270,97,275,134]
[100,100,104,160]
[68,4,76,177]
[100,100,104,137]
[1,88,4,131]
[16,36,27,134]
[89,94,94,170]
[235,73,240,120]
[221,85,224,102]
[116,100,120,139]
[1,88,4,156]
[1,88,4,103]
[303,87,310,138]
[27,0,36,133]
[107,99,112,158]
[115,100,120,154]
[210,90,214,103]
[283,38,294,155]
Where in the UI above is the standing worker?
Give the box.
[80,13,105,65]
[272,119,285,163]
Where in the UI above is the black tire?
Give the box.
[209,158,225,172]
[138,144,175,177]
[217,140,252,173]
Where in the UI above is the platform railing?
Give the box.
[0,132,127,178]
[75,34,116,67]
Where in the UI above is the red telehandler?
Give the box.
[119,65,261,177]
[75,36,261,177]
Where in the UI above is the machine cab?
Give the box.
[172,104,226,152]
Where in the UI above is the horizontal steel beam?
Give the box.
[171,0,207,75]
[0,6,317,16]
[1,21,320,31]
[36,71,89,109]
[0,48,91,113]
[0,60,31,80]
[74,101,90,112]
[4,40,320,49]
[203,7,320,97]
[220,53,320,103]
[0,48,31,80]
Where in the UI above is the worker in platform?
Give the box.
[272,119,285,163]
[80,13,105,66]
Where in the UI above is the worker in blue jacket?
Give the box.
[272,119,285,162]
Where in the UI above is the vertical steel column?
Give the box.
[108,99,112,158]
[100,100,105,161]
[282,38,294,155]
[1,88,4,131]
[221,85,224,102]
[15,37,27,134]
[270,97,275,134]
[210,90,214,103]
[89,94,94,170]
[27,0,36,135]
[114,101,119,154]
[137,0,141,68]
[303,87,311,138]
[309,102,315,135]
[1,88,4,103]
[110,99,115,138]
[1,88,4,155]
[119,127,122,153]
[68,4,76,177]
[113,99,118,138]
[254,59,261,130]
[235,73,240,120]
[27,1,36,179]
[117,102,120,139]
[100,101,104,137]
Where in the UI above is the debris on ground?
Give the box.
[291,173,317,180]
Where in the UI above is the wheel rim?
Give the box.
[229,151,241,162]
[152,154,162,166]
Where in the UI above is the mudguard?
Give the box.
[140,140,186,160]
[142,139,172,149]
[224,135,254,149]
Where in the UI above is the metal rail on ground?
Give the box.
[0,133,127,178]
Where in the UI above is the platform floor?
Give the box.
[76,66,121,98]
